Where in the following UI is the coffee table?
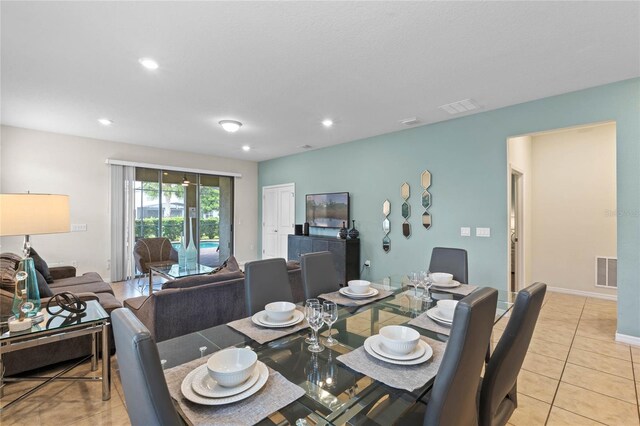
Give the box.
[148,263,214,296]
[0,300,110,411]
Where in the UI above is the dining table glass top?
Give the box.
[157,278,515,425]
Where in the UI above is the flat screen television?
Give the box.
[306,192,349,228]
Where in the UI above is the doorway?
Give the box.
[262,183,295,259]
[510,169,524,292]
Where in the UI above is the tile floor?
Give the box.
[1,290,638,425]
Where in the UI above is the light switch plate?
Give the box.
[460,227,471,237]
[476,227,491,237]
[71,224,87,232]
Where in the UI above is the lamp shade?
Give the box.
[0,194,70,236]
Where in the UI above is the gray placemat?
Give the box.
[408,311,451,336]
[227,310,308,345]
[165,357,306,426]
[431,283,478,297]
[336,336,447,392]
[318,288,393,307]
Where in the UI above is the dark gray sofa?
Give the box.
[124,261,303,342]
[1,265,121,376]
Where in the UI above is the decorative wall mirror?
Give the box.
[401,182,411,238]
[421,170,432,229]
[382,199,391,252]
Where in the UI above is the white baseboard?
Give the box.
[547,286,617,301]
[615,332,640,347]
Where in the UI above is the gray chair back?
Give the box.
[300,251,340,299]
[244,258,294,315]
[111,308,181,426]
[429,247,469,284]
[133,237,179,274]
[424,287,498,426]
[479,282,547,426]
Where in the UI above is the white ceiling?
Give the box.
[2,1,639,162]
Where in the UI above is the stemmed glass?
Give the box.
[307,302,325,353]
[420,270,433,302]
[305,298,320,344]
[409,272,420,297]
[322,301,338,346]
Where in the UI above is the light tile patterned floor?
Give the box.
[1,291,638,425]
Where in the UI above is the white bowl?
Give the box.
[437,300,458,321]
[207,348,258,388]
[264,301,296,322]
[348,280,371,294]
[379,325,420,355]
[430,272,453,284]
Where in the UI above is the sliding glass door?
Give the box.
[134,168,234,268]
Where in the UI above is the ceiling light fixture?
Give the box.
[219,120,242,133]
[138,57,159,70]
[322,119,334,127]
[242,145,251,152]
[98,118,113,126]
[181,174,190,187]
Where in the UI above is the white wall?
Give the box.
[507,135,534,287]
[0,125,258,280]
[530,123,617,295]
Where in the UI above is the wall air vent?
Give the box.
[400,117,420,126]
[438,98,479,115]
[595,256,617,288]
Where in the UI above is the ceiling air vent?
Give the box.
[298,144,313,150]
[438,98,479,115]
[400,117,420,126]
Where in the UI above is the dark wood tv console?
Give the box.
[287,234,360,286]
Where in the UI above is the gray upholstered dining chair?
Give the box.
[300,251,340,299]
[111,308,182,426]
[395,287,498,426]
[244,258,294,315]
[428,247,469,284]
[478,282,547,426]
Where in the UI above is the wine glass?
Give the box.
[420,270,433,302]
[307,302,325,353]
[305,298,319,344]
[409,272,420,297]
[322,301,338,346]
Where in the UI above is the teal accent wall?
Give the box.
[259,78,640,338]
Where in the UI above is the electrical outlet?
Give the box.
[364,260,371,267]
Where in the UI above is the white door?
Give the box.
[262,184,295,259]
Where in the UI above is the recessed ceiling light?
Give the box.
[138,57,159,70]
[98,118,113,126]
[242,145,251,152]
[219,120,242,133]
[322,119,334,127]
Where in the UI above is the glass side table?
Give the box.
[0,300,111,411]
[148,262,215,296]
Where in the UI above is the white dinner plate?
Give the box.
[251,310,305,328]
[426,307,453,326]
[191,363,261,398]
[370,335,427,361]
[364,336,433,365]
[431,280,461,289]
[181,361,269,405]
[339,287,379,299]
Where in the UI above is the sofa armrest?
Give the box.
[40,292,100,306]
[123,295,157,339]
[50,266,77,280]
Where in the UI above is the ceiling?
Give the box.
[2,2,638,162]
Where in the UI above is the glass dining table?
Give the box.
[157,277,515,425]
